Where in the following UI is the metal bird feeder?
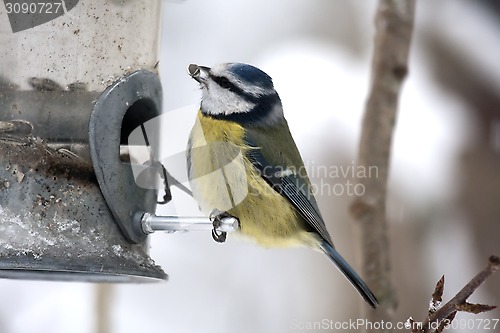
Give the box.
[0,0,167,281]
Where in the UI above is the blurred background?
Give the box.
[1,0,500,332]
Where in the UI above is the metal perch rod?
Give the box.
[139,213,240,234]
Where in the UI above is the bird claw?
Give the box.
[209,209,235,243]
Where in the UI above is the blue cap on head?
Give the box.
[228,63,274,89]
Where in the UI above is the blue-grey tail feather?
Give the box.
[321,241,378,308]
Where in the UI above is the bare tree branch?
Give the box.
[350,0,416,330]
[418,255,500,333]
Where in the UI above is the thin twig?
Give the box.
[429,276,444,316]
[350,0,416,330]
[420,255,500,333]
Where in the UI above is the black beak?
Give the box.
[188,64,210,83]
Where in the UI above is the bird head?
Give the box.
[188,63,284,125]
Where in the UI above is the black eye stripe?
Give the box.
[212,75,233,89]
[209,74,258,102]
[210,75,240,91]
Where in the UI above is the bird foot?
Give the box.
[209,209,236,243]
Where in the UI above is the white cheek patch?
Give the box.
[201,81,255,115]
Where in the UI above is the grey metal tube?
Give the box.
[141,213,240,234]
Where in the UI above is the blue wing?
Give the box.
[244,128,378,308]
[244,132,334,247]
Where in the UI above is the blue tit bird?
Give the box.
[186,62,378,308]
